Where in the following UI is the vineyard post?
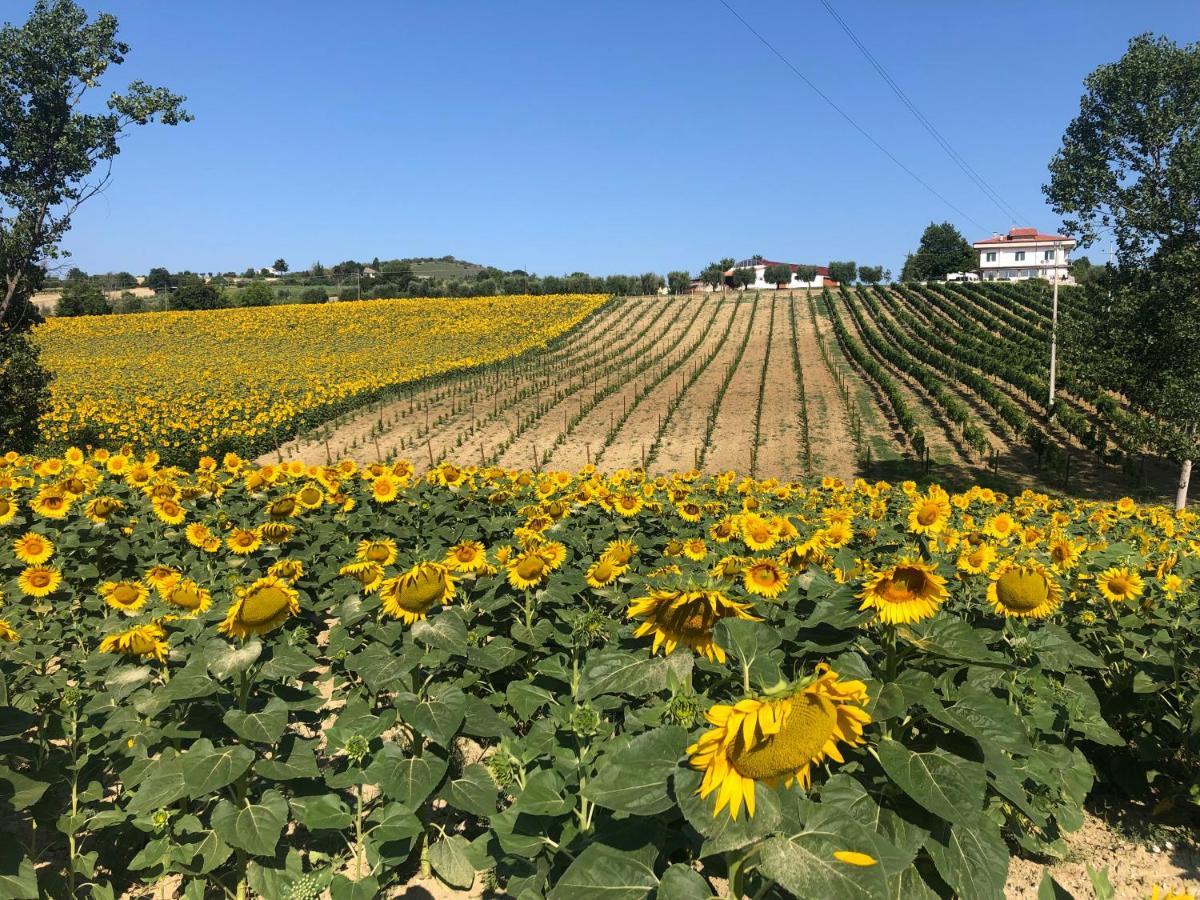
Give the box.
[427,440,434,469]
[1048,247,1060,410]
[585,443,590,465]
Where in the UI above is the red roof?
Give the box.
[973,227,1074,245]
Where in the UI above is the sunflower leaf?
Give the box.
[223,696,288,744]
[876,738,985,825]
[412,608,468,653]
[428,834,475,890]
[924,811,1009,900]
[546,841,658,900]
[210,790,288,858]
[584,725,686,815]
[205,639,262,681]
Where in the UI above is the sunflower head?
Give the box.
[380,562,455,624]
[357,538,398,566]
[743,559,789,599]
[99,623,169,663]
[164,579,213,615]
[101,580,150,615]
[220,575,300,640]
[858,558,947,625]
[987,559,1061,618]
[18,565,62,598]
[626,587,759,663]
[1097,566,1143,603]
[13,532,53,565]
[687,665,871,820]
[446,540,488,573]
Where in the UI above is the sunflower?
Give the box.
[682,538,708,562]
[357,538,398,566]
[18,565,62,597]
[858,558,947,625]
[445,540,488,573]
[585,557,624,589]
[152,497,186,526]
[743,559,789,600]
[371,475,399,504]
[227,528,262,555]
[0,619,18,643]
[907,492,950,535]
[380,562,455,624]
[507,549,551,590]
[339,560,384,593]
[1160,573,1185,598]
[31,489,71,519]
[956,542,997,575]
[984,513,1017,541]
[185,522,215,548]
[536,540,567,571]
[13,532,53,565]
[603,539,637,567]
[164,579,213,615]
[1097,566,1143,603]
[0,496,16,525]
[611,493,644,517]
[266,495,297,520]
[295,483,326,509]
[740,514,778,552]
[99,623,169,663]
[100,580,150,615]
[1047,536,1085,571]
[268,559,305,582]
[220,575,301,639]
[687,665,871,820]
[627,588,758,663]
[987,559,1061,618]
[84,496,124,524]
[820,521,853,549]
[260,521,296,544]
[144,565,181,596]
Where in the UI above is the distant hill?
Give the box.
[380,256,486,280]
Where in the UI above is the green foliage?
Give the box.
[762,263,792,287]
[666,270,691,295]
[238,281,274,307]
[145,268,173,293]
[171,283,223,311]
[858,265,885,285]
[55,280,108,316]
[828,261,858,285]
[699,262,726,290]
[0,0,191,322]
[794,264,818,284]
[731,267,755,290]
[901,223,975,281]
[0,327,51,451]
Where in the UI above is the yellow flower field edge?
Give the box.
[0,449,1197,899]
[33,293,609,466]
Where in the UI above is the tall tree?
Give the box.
[731,267,755,290]
[902,223,975,281]
[639,272,664,295]
[763,263,791,287]
[827,261,858,285]
[858,265,884,285]
[699,261,725,291]
[0,0,191,322]
[1045,33,1200,508]
[667,270,691,295]
[272,258,288,273]
[56,279,107,315]
[793,264,818,285]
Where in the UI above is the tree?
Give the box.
[901,223,975,281]
[794,264,818,285]
[731,267,756,290]
[238,281,273,307]
[0,1,190,328]
[171,283,221,311]
[763,263,791,288]
[0,289,50,451]
[1044,33,1200,508]
[310,261,325,277]
[299,287,328,304]
[859,265,884,285]
[639,272,664,295]
[272,258,288,273]
[145,267,173,293]
[700,262,726,291]
[667,271,691,295]
[56,279,107,315]
[828,261,858,285]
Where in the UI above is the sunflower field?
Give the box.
[0,449,1198,899]
[32,294,606,465]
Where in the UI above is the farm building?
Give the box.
[726,259,835,290]
[973,227,1077,282]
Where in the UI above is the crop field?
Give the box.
[251,285,1181,506]
[0,450,1197,898]
[32,294,605,464]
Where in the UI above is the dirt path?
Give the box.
[652,299,755,473]
[752,299,806,481]
[704,296,768,474]
[599,298,733,471]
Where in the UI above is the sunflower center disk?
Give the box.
[879,567,928,603]
[996,569,1050,611]
[241,587,291,624]
[729,695,836,780]
[399,572,445,610]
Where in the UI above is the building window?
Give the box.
[1044,249,1056,261]
[985,251,996,262]
[1014,251,1025,261]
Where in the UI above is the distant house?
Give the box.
[973,228,1076,282]
[361,266,378,277]
[725,259,835,290]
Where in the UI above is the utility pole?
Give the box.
[1048,241,1060,410]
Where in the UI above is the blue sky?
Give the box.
[52,1,1199,277]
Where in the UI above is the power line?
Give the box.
[817,0,1030,228]
[715,0,988,233]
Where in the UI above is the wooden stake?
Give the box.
[427,440,435,469]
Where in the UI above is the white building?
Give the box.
[726,259,835,290]
[973,228,1076,282]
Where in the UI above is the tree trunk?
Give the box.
[1176,458,1193,511]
